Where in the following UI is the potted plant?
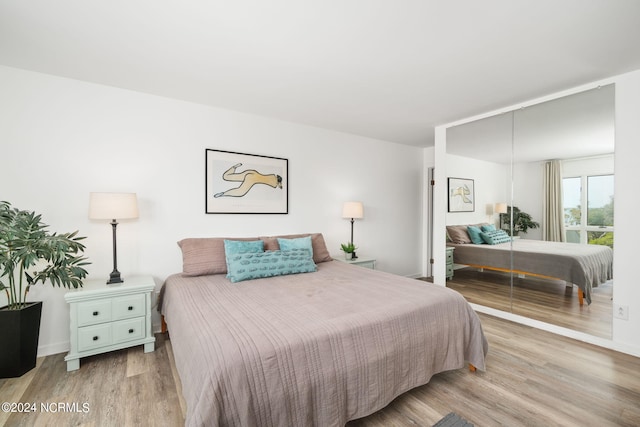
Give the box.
[0,201,90,378]
[340,242,357,260]
[499,206,540,236]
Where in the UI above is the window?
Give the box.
[563,174,614,247]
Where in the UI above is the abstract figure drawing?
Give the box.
[451,184,472,204]
[214,163,283,198]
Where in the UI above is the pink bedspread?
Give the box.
[162,260,487,426]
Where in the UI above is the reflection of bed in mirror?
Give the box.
[447,238,613,305]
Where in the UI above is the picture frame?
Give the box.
[205,149,288,214]
[448,177,475,212]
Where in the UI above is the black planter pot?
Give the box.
[0,301,43,378]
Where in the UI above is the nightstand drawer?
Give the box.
[446,250,454,264]
[78,323,113,352]
[113,317,145,345]
[112,294,145,320]
[446,265,454,277]
[77,299,112,326]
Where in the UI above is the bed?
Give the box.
[161,233,488,426]
[446,225,613,305]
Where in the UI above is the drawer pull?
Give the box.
[93,336,99,341]
[128,328,134,334]
[128,306,134,311]
[93,311,99,316]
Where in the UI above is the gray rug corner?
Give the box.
[433,412,474,427]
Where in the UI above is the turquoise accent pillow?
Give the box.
[481,224,496,232]
[277,236,313,255]
[480,229,512,245]
[225,249,317,283]
[223,239,264,256]
[223,240,264,274]
[467,226,485,244]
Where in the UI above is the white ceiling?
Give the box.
[1,0,640,147]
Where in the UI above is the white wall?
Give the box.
[445,154,509,228]
[435,69,640,356]
[612,70,640,349]
[512,160,544,240]
[562,155,615,177]
[0,66,424,356]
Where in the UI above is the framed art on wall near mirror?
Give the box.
[448,177,475,212]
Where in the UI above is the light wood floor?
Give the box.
[444,267,613,339]
[0,333,185,427]
[2,312,638,426]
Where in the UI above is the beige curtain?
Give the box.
[543,160,566,242]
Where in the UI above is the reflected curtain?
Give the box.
[543,160,566,242]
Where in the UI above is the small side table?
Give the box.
[333,256,376,270]
[446,246,455,280]
[64,275,156,371]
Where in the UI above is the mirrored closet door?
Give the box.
[444,85,615,339]
[446,110,515,313]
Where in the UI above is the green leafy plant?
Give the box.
[589,231,614,248]
[0,201,90,310]
[500,206,540,235]
[340,242,357,253]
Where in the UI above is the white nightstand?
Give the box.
[64,275,156,371]
[333,256,376,270]
[446,246,455,280]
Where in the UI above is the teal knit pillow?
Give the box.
[480,229,512,245]
[224,239,264,277]
[226,248,317,283]
[223,239,264,257]
[467,226,485,244]
[481,224,496,232]
[277,236,313,254]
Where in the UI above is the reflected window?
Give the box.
[587,175,614,226]
[563,177,581,227]
[563,174,614,247]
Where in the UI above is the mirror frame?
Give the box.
[431,77,620,351]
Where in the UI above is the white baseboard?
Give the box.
[38,341,70,358]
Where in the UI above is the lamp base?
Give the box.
[107,270,123,285]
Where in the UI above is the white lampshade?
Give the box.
[495,203,508,214]
[89,192,139,220]
[342,201,364,219]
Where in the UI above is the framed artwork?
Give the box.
[448,177,475,212]
[205,149,288,214]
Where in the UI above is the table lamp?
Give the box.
[89,192,139,284]
[342,201,364,259]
